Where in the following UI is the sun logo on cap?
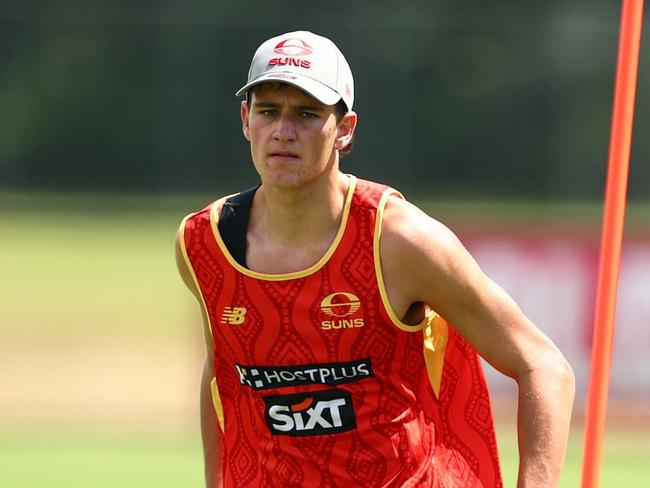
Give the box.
[274,38,313,57]
[320,292,361,318]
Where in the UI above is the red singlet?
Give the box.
[179,176,502,487]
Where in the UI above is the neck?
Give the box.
[251,171,350,246]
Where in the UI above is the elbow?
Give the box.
[553,351,576,396]
[531,348,576,401]
[515,345,576,399]
[542,351,576,421]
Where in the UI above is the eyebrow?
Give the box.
[252,100,279,108]
[297,104,326,112]
[252,100,326,112]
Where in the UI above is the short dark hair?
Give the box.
[246,85,354,158]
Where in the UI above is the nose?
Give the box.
[272,112,297,142]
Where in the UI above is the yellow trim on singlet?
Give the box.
[178,215,215,346]
[178,216,225,423]
[373,189,427,332]
[373,189,448,398]
[209,175,357,281]
[210,377,225,432]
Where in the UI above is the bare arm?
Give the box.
[200,356,223,488]
[380,197,575,487]
[175,229,223,488]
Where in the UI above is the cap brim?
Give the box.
[235,73,342,106]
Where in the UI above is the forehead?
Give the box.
[250,83,327,107]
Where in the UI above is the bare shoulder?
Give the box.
[380,196,472,279]
[379,195,492,319]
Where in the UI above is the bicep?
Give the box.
[432,266,553,379]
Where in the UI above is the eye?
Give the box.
[300,111,319,119]
[259,109,277,116]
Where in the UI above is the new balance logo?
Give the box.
[221,307,247,325]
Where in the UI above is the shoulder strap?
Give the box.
[217,186,259,267]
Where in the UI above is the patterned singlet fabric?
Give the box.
[178,175,502,487]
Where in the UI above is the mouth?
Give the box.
[268,151,299,161]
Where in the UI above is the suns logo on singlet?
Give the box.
[221,307,247,325]
[320,292,364,330]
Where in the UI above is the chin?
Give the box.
[261,172,303,188]
[261,170,320,190]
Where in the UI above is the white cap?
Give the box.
[236,31,354,111]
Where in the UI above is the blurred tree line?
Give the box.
[0,1,648,199]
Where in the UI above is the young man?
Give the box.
[176,31,575,487]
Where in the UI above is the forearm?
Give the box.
[201,361,223,488]
[516,358,575,487]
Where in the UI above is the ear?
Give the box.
[241,100,251,141]
[335,111,357,151]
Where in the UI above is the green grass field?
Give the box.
[0,431,203,487]
[1,191,648,487]
[1,425,648,486]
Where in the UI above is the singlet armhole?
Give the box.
[373,189,429,332]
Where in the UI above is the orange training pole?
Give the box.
[581,1,644,487]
